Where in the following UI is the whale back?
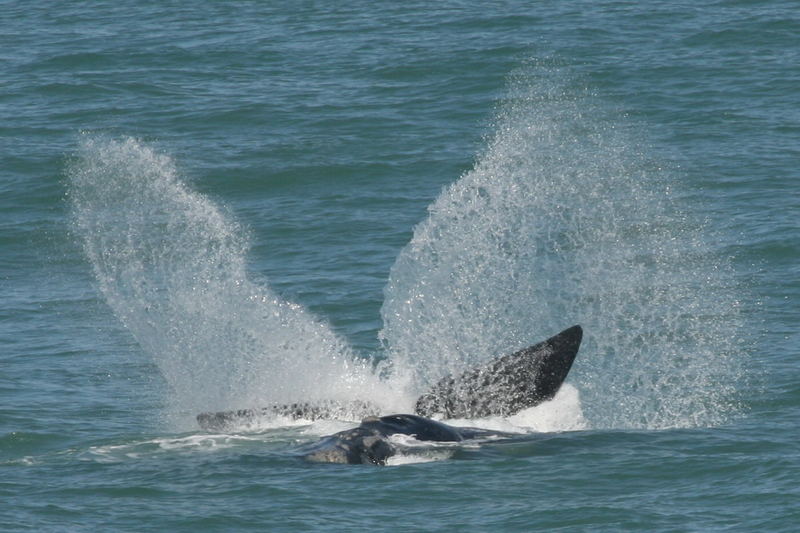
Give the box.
[301,413,489,465]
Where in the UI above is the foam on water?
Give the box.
[380,66,746,430]
[384,433,459,466]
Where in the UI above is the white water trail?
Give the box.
[380,66,746,429]
[68,136,386,424]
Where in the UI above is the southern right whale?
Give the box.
[300,413,517,465]
[198,325,583,464]
[297,325,583,465]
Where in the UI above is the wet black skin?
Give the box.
[300,414,511,465]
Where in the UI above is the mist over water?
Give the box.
[68,68,745,431]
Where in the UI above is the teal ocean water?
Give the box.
[2,2,798,531]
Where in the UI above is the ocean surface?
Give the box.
[2,1,798,531]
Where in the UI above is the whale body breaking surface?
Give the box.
[197,325,583,465]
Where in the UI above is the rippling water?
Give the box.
[2,2,798,531]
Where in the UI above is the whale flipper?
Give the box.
[414,325,582,418]
[197,399,381,432]
[196,325,582,431]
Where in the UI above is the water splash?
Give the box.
[380,66,745,429]
[68,65,745,432]
[68,136,386,423]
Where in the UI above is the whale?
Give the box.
[414,324,583,418]
[300,413,517,465]
[197,325,582,464]
[197,399,382,432]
